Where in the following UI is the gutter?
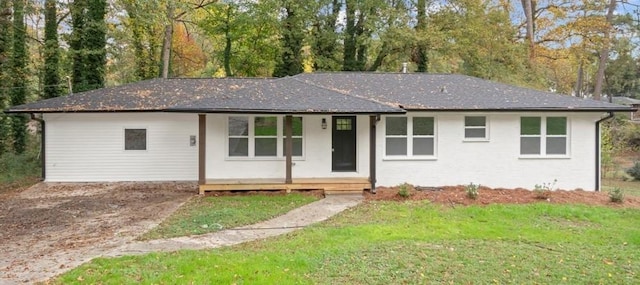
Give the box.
[595,112,615,191]
[30,113,45,181]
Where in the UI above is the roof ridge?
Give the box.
[290,76,404,111]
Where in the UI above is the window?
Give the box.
[282,117,303,156]
[464,116,487,140]
[124,129,147,150]
[255,117,277,156]
[228,116,303,158]
[385,116,435,157]
[520,116,567,156]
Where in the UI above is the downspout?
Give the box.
[595,112,614,192]
[30,113,45,181]
[369,115,379,193]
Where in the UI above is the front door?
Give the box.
[332,116,357,172]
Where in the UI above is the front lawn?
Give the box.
[139,193,319,240]
[55,201,640,284]
[602,178,640,197]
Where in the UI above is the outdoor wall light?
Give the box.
[321,118,327,129]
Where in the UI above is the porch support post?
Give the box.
[369,115,378,193]
[285,115,293,184]
[198,114,206,186]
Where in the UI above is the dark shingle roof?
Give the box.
[6,72,633,114]
[5,78,268,113]
[297,73,632,111]
[169,77,404,114]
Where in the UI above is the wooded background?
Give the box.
[0,0,639,154]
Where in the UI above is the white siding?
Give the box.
[44,113,198,182]
[206,114,370,179]
[376,112,603,190]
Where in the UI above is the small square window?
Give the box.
[125,129,146,150]
[464,116,487,139]
[336,119,352,131]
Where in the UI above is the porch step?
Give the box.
[324,189,364,195]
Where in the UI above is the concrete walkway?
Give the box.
[105,194,363,257]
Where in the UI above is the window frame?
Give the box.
[226,115,305,160]
[463,115,489,141]
[123,128,148,151]
[383,115,437,160]
[519,116,569,158]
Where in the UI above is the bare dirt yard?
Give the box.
[367,185,640,208]
[0,182,195,284]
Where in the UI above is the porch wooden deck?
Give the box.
[199,178,371,195]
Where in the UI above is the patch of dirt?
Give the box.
[0,182,196,284]
[366,185,640,208]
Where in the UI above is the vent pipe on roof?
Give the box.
[401,62,408,73]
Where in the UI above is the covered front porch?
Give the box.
[196,114,382,195]
[199,177,371,195]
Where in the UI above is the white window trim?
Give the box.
[383,115,437,160]
[226,115,305,161]
[123,127,148,152]
[463,115,489,142]
[519,116,570,159]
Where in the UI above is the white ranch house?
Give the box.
[6,73,632,194]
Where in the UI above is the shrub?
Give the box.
[533,179,556,200]
[397,183,412,198]
[465,183,479,200]
[625,162,640,181]
[609,187,625,203]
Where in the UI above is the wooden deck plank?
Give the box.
[199,177,371,195]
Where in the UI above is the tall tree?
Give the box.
[414,0,429,72]
[592,0,617,100]
[70,0,86,92]
[10,0,27,153]
[273,1,304,77]
[0,0,11,155]
[43,0,61,99]
[310,0,341,71]
[70,0,106,93]
[84,0,107,89]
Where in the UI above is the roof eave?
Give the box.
[166,108,406,115]
[402,107,635,112]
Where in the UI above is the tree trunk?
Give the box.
[160,1,174,79]
[415,0,428,72]
[574,61,583,97]
[522,0,535,61]
[223,5,232,77]
[592,0,616,100]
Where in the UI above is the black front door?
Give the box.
[332,116,357,172]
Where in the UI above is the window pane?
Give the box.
[255,117,277,136]
[465,116,486,127]
[465,128,486,138]
[229,117,249,136]
[229,138,248,156]
[282,117,303,136]
[282,138,303,156]
[292,117,303,136]
[546,137,566,155]
[125,129,146,150]
[413,117,434,135]
[520,137,541,155]
[413,138,434,155]
[386,138,407,155]
[386,117,407,135]
[336,118,353,131]
[255,138,277,156]
[521,117,541,135]
[547,117,567,135]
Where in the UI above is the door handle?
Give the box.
[332,148,335,152]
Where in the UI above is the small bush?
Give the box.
[465,183,479,200]
[625,162,640,181]
[397,183,412,198]
[609,187,625,203]
[533,179,556,199]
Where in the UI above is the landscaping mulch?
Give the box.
[366,185,640,208]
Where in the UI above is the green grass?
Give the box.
[55,201,640,284]
[139,194,319,240]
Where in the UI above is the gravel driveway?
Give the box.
[0,182,195,284]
